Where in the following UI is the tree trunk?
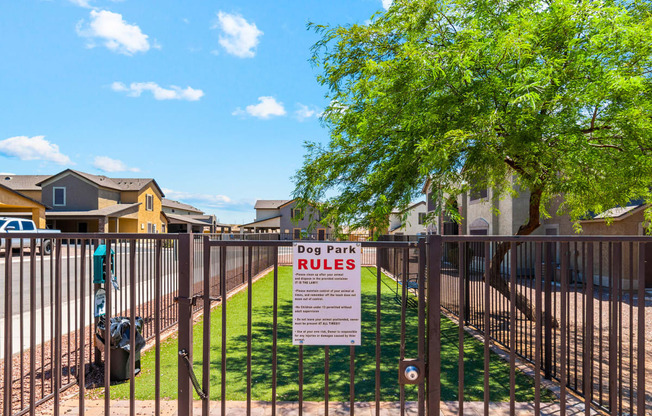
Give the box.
[484,187,559,328]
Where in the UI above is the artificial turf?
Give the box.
[104,266,551,402]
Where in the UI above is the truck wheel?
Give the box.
[42,240,52,255]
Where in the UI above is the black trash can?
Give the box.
[95,316,146,381]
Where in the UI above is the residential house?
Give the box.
[388,201,427,236]
[241,199,331,239]
[162,198,230,233]
[0,182,47,228]
[423,177,652,287]
[34,169,168,233]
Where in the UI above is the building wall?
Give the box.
[42,175,99,211]
[135,183,166,233]
[98,188,121,209]
[279,201,329,234]
[18,190,42,202]
[0,187,46,228]
[119,218,139,233]
[162,207,202,216]
[256,208,281,221]
[389,203,427,235]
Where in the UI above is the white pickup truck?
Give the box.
[0,217,61,255]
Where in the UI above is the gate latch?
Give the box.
[179,349,208,400]
[174,295,221,306]
[399,358,424,384]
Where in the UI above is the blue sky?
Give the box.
[0,0,391,224]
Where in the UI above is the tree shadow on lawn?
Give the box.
[196,267,546,403]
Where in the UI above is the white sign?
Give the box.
[293,242,361,346]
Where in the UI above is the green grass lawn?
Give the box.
[103,266,550,402]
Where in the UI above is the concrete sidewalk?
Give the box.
[55,400,592,415]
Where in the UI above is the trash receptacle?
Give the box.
[95,316,145,381]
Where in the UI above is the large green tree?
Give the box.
[294,0,652,321]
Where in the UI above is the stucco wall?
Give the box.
[279,201,329,233]
[0,187,46,228]
[136,183,166,233]
[42,174,99,211]
[389,203,427,235]
[98,188,121,209]
[256,208,281,221]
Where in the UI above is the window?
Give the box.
[53,187,66,206]
[6,220,20,230]
[21,221,35,231]
[146,194,154,211]
[147,222,152,233]
[470,188,488,201]
[153,224,157,233]
[418,212,426,225]
[293,228,301,240]
[291,208,304,220]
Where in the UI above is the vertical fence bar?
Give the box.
[324,345,329,416]
[636,242,646,416]
[202,238,211,416]
[177,233,194,416]
[349,344,355,416]
[155,239,162,415]
[78,240,86,416]
[375,248,381,416]
[220,245,227,416]
[247,245,253,416]
[400,248,407,416]
[103,239,112,416]
[272,246,278,416]
[298,344,304,416]
[560,241,568,416]
[129,240,136,416]
[458,242,465,414]
[28,240,36,416]
[417,239,426,415]
[584,243,593,415]
[3,239,12,416]
[544,241,553,380]
[427,235,441,416]
[509,242,517,415]
[54,239,63,416]
[609,242,620,414]
[483,242,490,416]
[19,243,24,410]
[534,242,542,416]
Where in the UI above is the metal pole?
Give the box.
[177,234,194,416]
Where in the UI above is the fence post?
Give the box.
[426,234,441,416]
[178,233,194,416]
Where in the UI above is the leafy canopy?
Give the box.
[294,0,652,233]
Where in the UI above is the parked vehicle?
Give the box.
[0,217,61,254]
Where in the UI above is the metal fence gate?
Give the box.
[176,237,436,416]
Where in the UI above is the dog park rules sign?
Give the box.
[293,242,361,346]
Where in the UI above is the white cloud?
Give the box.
[93,156,140,173]
[212,11,263,58]
[0,172,16,176]
[232,96,286,119]
[77,10,151,55]
[381,0,392,9]
[0,136,72,165]
[295,103,321,121]
[69,0,92,8]
[163,189,232,205]
[111,82,204,101]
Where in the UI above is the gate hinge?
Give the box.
[179,349,208,400]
